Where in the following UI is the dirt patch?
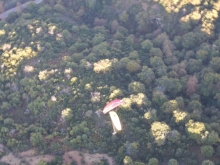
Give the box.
[0,144,5,152]
[0,146,115,165]
[84,153,115,165]
[19,149,36,157]
[24,155,55,165]
[1,152,21,165]
[0,149,55,165]
[63,151,115,165]
[63,151,82,165]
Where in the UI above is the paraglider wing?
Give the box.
[103,99,124,114]
[109,111,122,134]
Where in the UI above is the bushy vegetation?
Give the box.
[0,0,220,164]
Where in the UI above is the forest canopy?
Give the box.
[0,0,220,164]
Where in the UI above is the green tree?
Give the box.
[152,90,168,107]
[153,32,169,48]
[114,31,124,40]
[161,100,179,113]
[150,56,165,69]
[168,159,179,165]
[54,4,65,13]
[135,11,152,33]
[119,11,129,23]
[1,127,9,133]
[138,66,155,85]
[1,102,12,111]
[201,131,219,145]
[188,100,202,112]
[134,161,145,165]
[125,35,134,48]
[150,56,167,77]
[182,32,197,50]
[62,29,71,41]
[125,142,139,157]
[26,2,38,13]
[200,72,220,97]
[91,42,110,57]
[210,57,220,72]
[214,93,220,108]
[167,130,180,143]
[128,51,139,61]
[216,145,220,156]
[175,97,184,110]
[143,108,158,124]
[38,7,46,15]
[186,59,202,74]
[196,49,209,63]
[92,33,105,46]
[3,118,14,125]
[141,39,153,52]
[38,160,47,165]
[72,53,84,63]
[148,158,159,165]
[30,132,43,146]
[173,36,182,49]
[156,76,182,96]
[202,160,215,165]
[150,48,163,58]
[201,145,214,158]
[126,60,141,73]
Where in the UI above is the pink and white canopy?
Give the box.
[103,99,124,114]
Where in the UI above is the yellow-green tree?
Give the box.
[128,81,145,94]
[93,59,112,73]
[150,121,170,146]
[123,156,133,165]
[173,110,189,124]
[185,120,206,143]
[61,108,73,121]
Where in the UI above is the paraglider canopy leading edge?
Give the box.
[103,99,124,114]
[102,99,124,134]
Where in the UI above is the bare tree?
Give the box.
[111,20,119,33]
[186,75,198,95]
[94,18,107,27]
